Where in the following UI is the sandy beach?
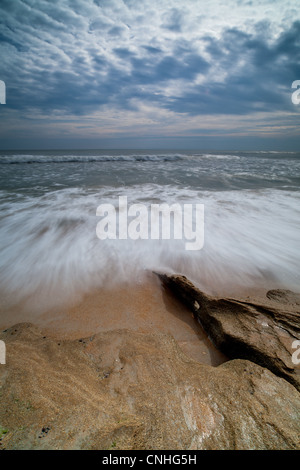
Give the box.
[0,271,298,367]
[0,272,228,366]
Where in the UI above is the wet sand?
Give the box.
[0,273,228,366]
[1,271,298,367]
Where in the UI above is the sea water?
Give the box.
[0,149,299,312]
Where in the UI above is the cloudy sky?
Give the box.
[0,0,299,150]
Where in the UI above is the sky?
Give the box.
[0,0,300,150]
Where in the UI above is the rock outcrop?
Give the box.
[0,323,300,450]
[266,289,300,306]
[156,273,300,391]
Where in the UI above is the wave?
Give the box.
[0,153,240,164]
[0,185,299,313]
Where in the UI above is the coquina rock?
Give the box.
[156,273,300,392]
[0,323,299,450]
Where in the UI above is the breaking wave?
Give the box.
[0,153,240,164]
[0,185,299,313]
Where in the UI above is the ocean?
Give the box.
[0,149,299,313]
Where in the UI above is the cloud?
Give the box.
[161,8,185,32]
[164,21,300,115]
[0,0,299,148]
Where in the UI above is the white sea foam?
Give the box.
[0,153,241,164]
[0,185,299,313]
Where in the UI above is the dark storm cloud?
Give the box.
[167,21,300,115]
[129,50,209,86]
[0,0,299,119]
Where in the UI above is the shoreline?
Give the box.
[1,272,296,367]
[0,273,226,366]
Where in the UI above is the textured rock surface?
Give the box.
[266,289,300,306]
[156,273,300,391]
[0,323,299,450]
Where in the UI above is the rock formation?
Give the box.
[156,273,300,392]
[0,322,299,450]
